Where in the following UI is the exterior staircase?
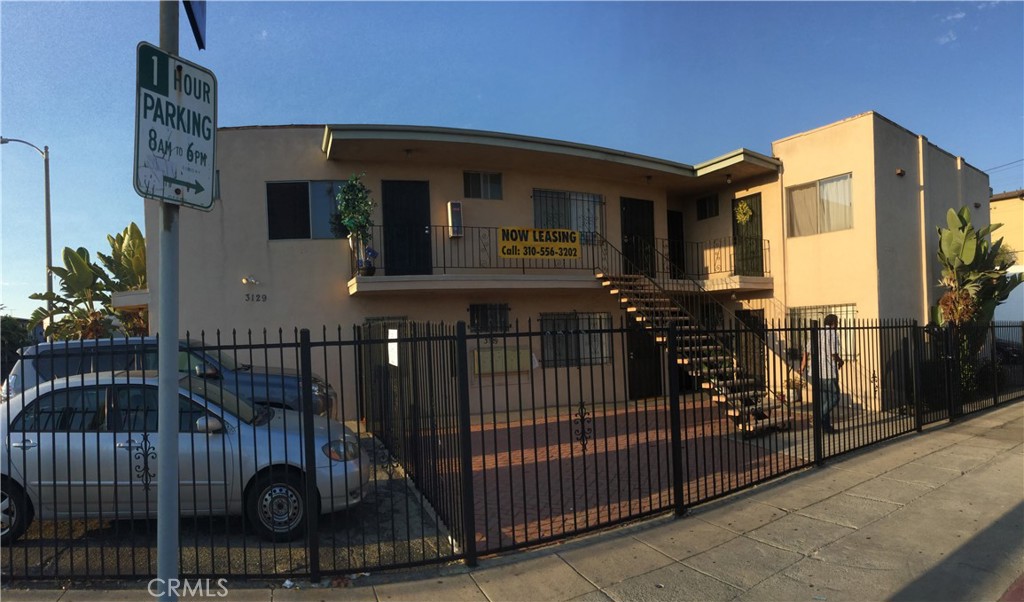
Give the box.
[595,238,789,436]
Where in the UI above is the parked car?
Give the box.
[0,372,367,544]
[995,339,1023,365]
[1,338,336,416]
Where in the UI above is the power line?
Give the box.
[983,158,1023,172]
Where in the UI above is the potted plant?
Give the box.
[330,173,377,276]
[784,373,805,402]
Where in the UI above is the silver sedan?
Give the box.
[0,371,367,544]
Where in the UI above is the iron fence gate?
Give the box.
[2,320,1022,581]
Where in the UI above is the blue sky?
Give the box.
[2,1,1022,319]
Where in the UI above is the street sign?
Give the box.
[134,42,217,209]
[183,0,207,50]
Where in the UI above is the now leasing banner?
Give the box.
[498,227,581,259]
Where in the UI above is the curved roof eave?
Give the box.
[322,124,700,178]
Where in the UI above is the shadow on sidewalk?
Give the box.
[890,501,1024,601]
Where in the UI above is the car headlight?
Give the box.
[322,437,360,462]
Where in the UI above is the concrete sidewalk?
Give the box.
[5,400,1022,602]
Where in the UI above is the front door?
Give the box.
[667,210,685,279]
[732,194,764,277]
[382,181,432,276]
[6,384,116,520]
[735,309,766,387]
[621,197,655,277]
[627,324,662,400]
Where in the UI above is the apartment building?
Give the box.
[136,111,991,415]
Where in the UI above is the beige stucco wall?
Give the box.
[145,126,677,335]
[773,113,880,319]
[144,126,686,416]
[991,195,1023,261]
[141,114,991,417]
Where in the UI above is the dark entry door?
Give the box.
[382,181,432,276]
[621,197,655,277]
[735,309,766,387]
[627,324,662,400]
[667,210,685,279]
[732,194,764,277]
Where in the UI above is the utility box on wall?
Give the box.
[448,201,464,238]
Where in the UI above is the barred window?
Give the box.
[533,189,604,244]
[469,303,510,334]
[788,303,858,360]
[540,312,612,367]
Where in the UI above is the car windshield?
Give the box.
[190,346,243,372]
[179,375,256,424]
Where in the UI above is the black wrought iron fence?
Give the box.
[1,319,1021,582]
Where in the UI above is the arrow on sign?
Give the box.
[163,176,205,194]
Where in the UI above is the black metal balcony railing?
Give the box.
[656,236,771,279]
[351,225,770,280]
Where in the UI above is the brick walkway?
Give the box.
[468,394,812,552]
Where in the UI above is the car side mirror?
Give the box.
[195,416,223,433]
[194,365,220,379]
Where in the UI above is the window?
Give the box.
[469,303,510,334]
[464,172,503,200]
[788,303,858,360]
[533,189,604,244]
[109,385,211,432]
[113,385,160,432]
[696,195,719,220]
[787,174,853,237]
[267,180,345,240]
[179,396,215,432]
[12,386,106,432]
[540,312,612,367]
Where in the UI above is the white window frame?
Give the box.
[787,173,853,237]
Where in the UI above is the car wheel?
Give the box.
[1,477,31,545]
[246,471,313,542]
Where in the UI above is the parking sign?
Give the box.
[134,42,217,209]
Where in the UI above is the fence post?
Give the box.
[910,321,924,432]
[810,321,824,467]
[944,324,957,422]
[667,326,686,517]
[299,329,321,583]
[990,321,999,405]
[455,322,478,567]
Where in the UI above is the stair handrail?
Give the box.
[598,236,786,399]
[594,235,757,378]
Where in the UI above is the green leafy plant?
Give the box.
[933,206,1021,328]
[97,222,148,335]
[330,173,376,244]
[932,206,1022,399]
[29,247,114,340]
[28,223,150,340]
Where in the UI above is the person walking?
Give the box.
[800,313,843,433]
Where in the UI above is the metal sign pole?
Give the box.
[156,1,181,599]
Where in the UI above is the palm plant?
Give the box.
[29,247,114,340]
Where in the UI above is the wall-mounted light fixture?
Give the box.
[895,168,906,177]
[726,173,732,185]
[241,275,260,285]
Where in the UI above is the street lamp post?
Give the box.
[1,137,53,325]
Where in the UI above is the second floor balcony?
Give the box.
[347,225,772,295]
